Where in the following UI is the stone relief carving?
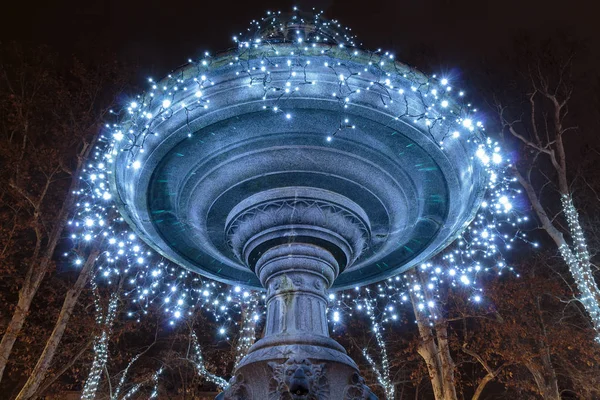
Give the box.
[267,357,329,400]
[226,197,370,259]
[215,373,252,400]
[236,343,356,370]
[343,372,379,400]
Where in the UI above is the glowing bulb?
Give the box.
[162,99,171,108]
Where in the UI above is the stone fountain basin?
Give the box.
[110,46,486,289]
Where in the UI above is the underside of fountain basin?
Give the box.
[110,45,486,290]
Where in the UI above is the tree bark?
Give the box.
[497,56,600,339]
[471,373,494,400]
[525,362,561,400]
[30,339,92,400]
[81,291,121,400]
[408,271,458,400]
[15,248,100,400]
[461,344,504,400]
[0,139,95,383]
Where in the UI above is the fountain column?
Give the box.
[218,193,378,399]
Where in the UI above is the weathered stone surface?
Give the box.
[219,242,373,399]
[110,53,485,291]
[110,13,487,400]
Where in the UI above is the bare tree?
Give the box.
[81,285,122,400]
[357,298,395,400]
[14,247,100,400]
[407,269,458,400]
[0,43,127,386]
[494,39,600,340]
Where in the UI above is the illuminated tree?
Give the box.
[407,269,458,400]
[81,285,121,400]
[494,39,600,341]
[0,8,554,399]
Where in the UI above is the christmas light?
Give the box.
[69,8,534,392]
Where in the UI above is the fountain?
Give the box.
[109,10,486,399]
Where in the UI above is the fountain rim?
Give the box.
[107,40,488,291]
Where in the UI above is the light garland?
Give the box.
[234,299,260,368]
[362,298,394,400]
[117,366,163,400]
[68,7,535,392]
[190,330,229,389]
[81,287,120,400]
[111,353,142,400]
[559,194,600,342]
[148,367,163,399]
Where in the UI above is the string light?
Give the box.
[81,288,119,400]
[559,194,600,342]
[70,7,535,391]
[362,298,394,400]
[190,331,229,388]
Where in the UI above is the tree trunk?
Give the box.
[0,139,94,383]
[15,248,100,400]
[525,362,561,400]
[471,373,494,400]
[408,271,458,400]
[461,344,504,400]
[515,167,600,337]
[30,339,92,400]
[0,229,43,383]
[81,292,120,400]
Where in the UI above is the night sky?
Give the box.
[2,0,598,81]
[1,2,599,398]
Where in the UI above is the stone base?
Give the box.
[215,237,378,399]
[216,346,378,399]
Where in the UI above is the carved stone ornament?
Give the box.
[216,373,253,400]
[226,193,370,266]
[268,358,330,400]
[343,372,379,400]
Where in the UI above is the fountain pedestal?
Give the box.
[218,243,376,399]
[110,12,487,400]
